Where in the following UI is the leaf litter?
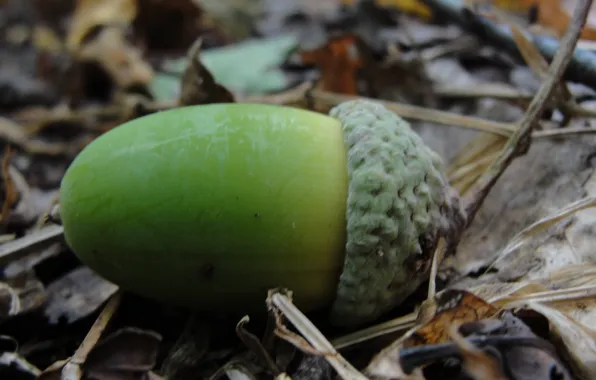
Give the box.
[1,0,596,379]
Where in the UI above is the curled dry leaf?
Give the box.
[365,286,574,379]
[0,351,41,378]
[448,325,508,380]
[0,281,20,320]
[365,290,497,378]
[0,273,47,322]
[235,316,281,376]
[76,25,154,88]
[64,0,153,90]
[82,327,163,379]
[178,39,235,106]
[66,0,138,51]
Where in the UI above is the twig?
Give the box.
[461,0,593,225]
[330,313,417,350]
[309,89,596,139]
[61,291,122,379]
[267,290,369,380]
[420,0,596,91]
[311,89,518,136]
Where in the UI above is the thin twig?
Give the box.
[462,0,593,225]
[61,291,122,379]
[330,313,417,350]
[421,0,596,90]
[308,89,596,139]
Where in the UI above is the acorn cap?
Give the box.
[329,99,465,327]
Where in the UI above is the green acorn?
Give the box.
[59,99,464,327]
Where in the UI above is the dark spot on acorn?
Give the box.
[199,263,215,281]
[371,227,383,236]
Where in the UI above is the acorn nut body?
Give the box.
[59,100,463,327]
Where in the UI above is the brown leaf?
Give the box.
[1,146,18,224]
[178,39,235,106]
[449,324,508,380]
[536,0,596,40]
[77,25,154,88]
[299,35,364,95]
[404,289,499,347]
[83,327,162,378]
[341,0,432,19]
[66,0,137,51]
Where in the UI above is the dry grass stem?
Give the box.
[490,196,596,270]
[60,291,122,379]
[330,313,418,350]
[267,291,369,380]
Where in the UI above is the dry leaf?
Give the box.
[1,147,18,224]
[299,35,364,95]
[365,290,498,378]
[536,0,596,40]
[77,26,154,88]
[466,264,596,379]
[67,0,137,51]
[341,0,432,19]
[448,325,508,380]
[404,290,498,347]
[178,39,235,106]
[530,302,596,379]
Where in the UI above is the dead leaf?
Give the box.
[341,0,432,19]
[405,290,499,347]
[448,324,508,380]
[66,0,137,51]
[299,34,364,95]
[536,0,596,40]
[484,0,596,41]
[236,316,281,376]
[365,290,498,378]
[0,282,20,319]
[0,351,41,378]
[77,25,154,88]
[160,314,209,380]
[1,146,18,224]
[43,266,119,324]
[530,302,596,379]
[178,39,235,106]
[466,264,596,379]
[38,326,165,380]
[0,272,47,321]
[83,327,162,378]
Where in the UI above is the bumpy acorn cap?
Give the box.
[328,99,465,327]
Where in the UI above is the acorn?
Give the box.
[58,99,464,327]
